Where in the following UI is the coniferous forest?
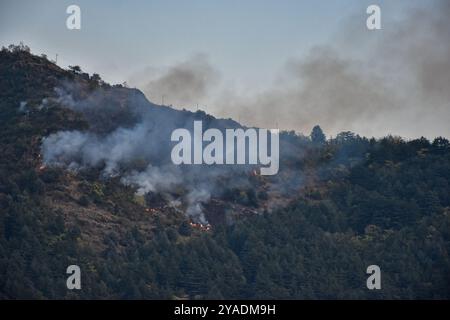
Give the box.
[1,46,449,299]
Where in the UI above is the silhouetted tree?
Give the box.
[68,65,82,73]
[311,125,326,144]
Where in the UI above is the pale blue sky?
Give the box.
[2,0,447,139]
[0,0,412,85]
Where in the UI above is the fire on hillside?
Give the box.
[189,221,212,232]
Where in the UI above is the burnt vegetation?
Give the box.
[0,45,449,299]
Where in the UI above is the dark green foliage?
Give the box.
[311,125,326,144]
[1,47,449,299]
[1,129,448,299]
[178,221,192,237]
[78,195,90,207]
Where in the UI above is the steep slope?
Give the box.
[1,45,449,299]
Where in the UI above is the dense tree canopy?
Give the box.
[1,47,449,299]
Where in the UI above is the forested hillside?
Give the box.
[1,45,449,299]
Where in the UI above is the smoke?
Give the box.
[380,1,450,108]
[129,1,450,139]
[218,1,450,138]
[42,124,157,176]
[185,189,211,224]
[120,165,181,195]
[40,1,449,223]
[41,83,250,224]
[131,54,220,108]
[18,101,27,113]
[217,47,397,137]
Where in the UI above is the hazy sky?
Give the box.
[1,0,449,138]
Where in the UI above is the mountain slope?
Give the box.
[1,45,449,299]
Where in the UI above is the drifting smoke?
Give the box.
[42,122,159,176]
[218,47,397,137]
[41,84,247,223]
[131,54,220,108]
[41,1,449,223]
[219,0,450,138]
[130,1,450,139]
[18,101,27,113]
[120,165,181,195]
[185,189,211,224]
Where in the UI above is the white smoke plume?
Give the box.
[120,165,181,195]
[41,83,249,224]
[185,189,211,224]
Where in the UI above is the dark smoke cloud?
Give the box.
[130,1,449,139]
[131,54,220,108]
[217,47,397,137]
[40,1,449,224]
[217,0,450,138]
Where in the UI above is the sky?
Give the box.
[1,0,449,139]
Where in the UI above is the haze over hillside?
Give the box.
[1,46,449,299]
[2,0,449,138]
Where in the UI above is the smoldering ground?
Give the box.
[41,1,450,224]
[41,82,260,224]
